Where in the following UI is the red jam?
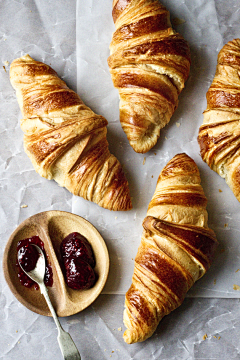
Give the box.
[17,236,53,289]
[64,258,96,290]
[18,243,39,272]
[61,232,95,268]
[61,232,96,290]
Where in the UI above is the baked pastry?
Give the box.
[10,55,132,211]
[198,39,240,201]
[123,153,218,343]
[108,0,191,153]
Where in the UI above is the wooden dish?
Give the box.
[3,210,109,317]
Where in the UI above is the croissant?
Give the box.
[198,39,240,201]
[123,153,218,343]
[10,55,132,211]
[108,0,191,153]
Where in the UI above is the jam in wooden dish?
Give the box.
[17,236,53,289]
[60,232,96,290]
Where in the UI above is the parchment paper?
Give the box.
[1,1,240,360]
[76,0,240,297]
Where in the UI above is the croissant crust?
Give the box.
[198,38,240,201]
[123,153,218,344]
[10,55,132,211]
[108,0,190,153]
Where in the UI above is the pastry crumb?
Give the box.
[165,136,168,140]
[224,223,228,228]
[213,335,217,338]
[213,279,216,285]
[154,152,156,155]
[176,122,180,127]
[236,269,240,273]
[172,17,186,25]
[118,327,122,331]
[3,65,6,72]
[233,284,240,290]
[115,216,117,219]
[21,204,28,208]
[4,60,9,66]
[143,157,146,165]
[219,189,222,192]
[151,175,153,178]
[203,334,208,340]
[218,336,221,340]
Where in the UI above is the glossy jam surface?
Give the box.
[61,232,96,290]
[17,236,53,289]
[61,232,95,268]
[18,243,39,272]
[64,258,96,290]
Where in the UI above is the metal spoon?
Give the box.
[18,244,81,360]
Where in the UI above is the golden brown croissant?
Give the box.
[123,153,218,343]
[108,0,191,153]
[198,39,240,201]
[10,55,132,211]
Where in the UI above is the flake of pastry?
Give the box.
[233,284,240,290]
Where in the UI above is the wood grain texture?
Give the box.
[10,55,132,211]
[123,153,218,344]
[108,0,191,153]
[198,39,240,201]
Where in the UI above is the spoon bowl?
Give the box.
[18,244,46,284]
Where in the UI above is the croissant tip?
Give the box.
[123,330,135,344]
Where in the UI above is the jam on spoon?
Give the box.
[17,236,53,289]
[61,232,96,290]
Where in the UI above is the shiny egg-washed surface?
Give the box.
[10,55,132,211]
[108,0,191,153]
[198,39,240,202]
[123,154,218,344]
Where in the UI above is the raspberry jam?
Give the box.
[61,232,96,290]
[64,258,96,290]
[17,236,53,289]
[61,232,95,268]
[18,243,39,272]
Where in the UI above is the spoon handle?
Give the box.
[40,283,81,360]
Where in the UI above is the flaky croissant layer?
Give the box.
[123,153,218,344]
[198,38,240,201]
[10,55,132,211]
[108,0,191,153]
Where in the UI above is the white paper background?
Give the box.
[76,0,240,297]
[1,1,240,359]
